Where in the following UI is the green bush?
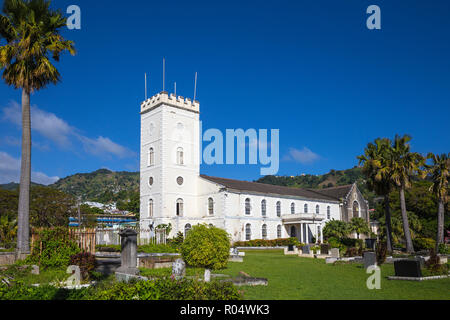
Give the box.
[26,227,81,269]
[181,224,230,270]
[0,278,242,300]
[413,237,436,251]
[438,243,450,254]
[138,243,178,253]
[96,244,121,252]
[69,252,97,281]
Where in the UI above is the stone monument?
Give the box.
[116,229,139,275]
[172,258,186,280]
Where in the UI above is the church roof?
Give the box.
[309,184,354,201]
[200,175,340,202]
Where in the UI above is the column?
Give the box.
[299,223,303,243]
[320,224,323,243]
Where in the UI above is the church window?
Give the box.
[208,198,214,215]
[261,200,266,216]
[277,225,282,238]
[276,201,281,217]
[177,176,184,185]
[176,198,184,216]
[148,199,153,217]
[316,205,320,214]
[245,223,251,241]
[353,201,359,218]
[148,176,154,186]
[291,202,295,214]
[177,147,184,165]
[327,206,331,219]
[262,224,267,239]
[148,147,154,166]
[245,198,251,215]
[304,203,308,213]
[184,223,191,237]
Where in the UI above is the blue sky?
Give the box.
[1,0,449,184]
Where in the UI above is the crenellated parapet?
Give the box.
[140,92,200,114]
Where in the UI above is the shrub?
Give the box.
[69,252,97,281]
[413,237,435,251]
[344,247,358,257]
[424,249,448,276]
[138,243,178,253]
[438,243,450,254]
[26,227,81,269]
[326,237,342,249]
[181,224,230,270]
[167,231,184,249]
[96,244,121,252]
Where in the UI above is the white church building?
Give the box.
[139,92,369,243]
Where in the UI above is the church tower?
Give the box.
[140,92,200,238]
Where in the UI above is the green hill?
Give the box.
[49,169,139,203]
[256,166,377,207]
[0,182,43,191]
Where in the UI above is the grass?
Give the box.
[213,250,450,300]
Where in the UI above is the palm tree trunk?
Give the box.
[384,195,393,253]
[16,89,31,257]
[399,186,414,253]
[435,199,445,252]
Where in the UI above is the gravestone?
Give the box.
[204,269,211,282]
[330,248,340,258]
[394,260,422,278]
[365,238,377,251]
[363,252,377,269]
[31,265,40,275]
[320,244,330,255]
[116,229,139,275]
[415,256,425,268]
[302,245,310,254]
[66,265,81,287]
[172,258,186,280]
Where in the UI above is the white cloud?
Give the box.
[78,136,135,159]
[0,151,59,185]
[1,101,134,159]
[283,147,320,164]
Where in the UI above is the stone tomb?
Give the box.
[172,258,186,280]
[363,252,377,269]
[330,248,340,258]
[394,259,422,278]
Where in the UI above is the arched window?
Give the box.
[245,198,251,215]
[176,198,183,216]
[304,203,308,213]
[327,206,331,219]
[148,147,154,166]
[208,198,214,215]
[184,223,191,237]
[261,200,266,216]
[353,201,359,218]
[316,205,320,214]
[277,225,282,238]
[291,202,295,214]
[177,147,184,165]
[148,199,153,217]
[245,223,251,241]
[262,224,267,239]
[276,201,281,217]
[290,226,296,238]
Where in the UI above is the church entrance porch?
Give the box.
[282,213,324,244]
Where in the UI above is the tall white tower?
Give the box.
[140,92,200,238]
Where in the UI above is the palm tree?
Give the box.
[357,138,394,253]
[389,135,425,253]
[350,217,370,239]
[427,153,449,252]
[0,0,75,256]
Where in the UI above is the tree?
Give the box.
[357,138,395,253]
[0,0,75,255]
[181,224,230,270]
[30,186,75,228]
[426,152,449,251]
[350,217,370,239]
[389,135,425,253]
[323,220,351,240]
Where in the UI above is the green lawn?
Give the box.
[214,250,450,300]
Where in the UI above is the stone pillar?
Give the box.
[320,224,324,243]
[116,229,139,275]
